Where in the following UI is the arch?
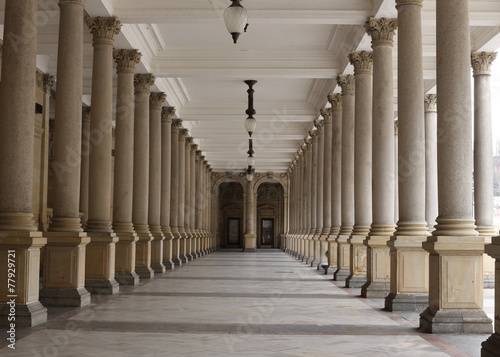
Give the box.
[211,171,247,195]
[253,172,288,195]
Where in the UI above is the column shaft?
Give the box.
[0,0,48,327]
[149,92,166,273]
[80,107,91,229]
[132,73,155,280]
[424,95,438,232]
[84,16,122,295]
[315,120,325,269]
[161,107,175,268]
[420,0,492,333]
[178,129,189,262]
[112,49,141,286]
[41,0,91,307]
[170,119,182,265]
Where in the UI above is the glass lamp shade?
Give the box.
[247,156,255,166]
[246,172,254,181]
[244,117,257,135]
[224,1,247,44]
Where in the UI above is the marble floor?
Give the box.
[0,249,494,356]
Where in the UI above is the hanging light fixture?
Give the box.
[224,0,248,44]
[244,80,257,181]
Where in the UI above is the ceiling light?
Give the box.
[224,0,248,44]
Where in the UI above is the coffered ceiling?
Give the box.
[4,0,500,173]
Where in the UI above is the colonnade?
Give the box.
[287,0,500,347]
[0,0,216,327]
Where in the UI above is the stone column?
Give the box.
[199,155,206,255]
[39,0,90,307]
[184,137,194,261]
[424,95,438,232]
[161,107,175,269]
[302,138,314,264]
[112,49,141,286]
[132,73,156,280]
[334,74,355,283]
[472,52,497,289]
[244,177,257,252]
[84,16,121,295]
[362,18,397,298]
[310,129,319,266]
[328,93,343,272]
[178,128,189,262]
[170,119,182,265]
[385,1,429,312]
[149,92,166,273]
[347,51,373,288]
[419,0,492,333]
[191,144,199,258]
[0,0,47,327]
[315,119,326,269]
[321,108,333,272]
[195,150,203,256]
[80,107,91,229]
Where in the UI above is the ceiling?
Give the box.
[6,0,500,173]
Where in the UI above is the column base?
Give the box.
[85,278,120,295]
[333,269,350,283]
[384,292,428,312]
[482,333,500,356]
[419,307,492,334]
[361,281,391,298]
[85,231,119,294]
[0,301,47,327]
[39,287,91,307]
[150,229,166,274]
[115,271,139,286]
[346,275,367,288]
[172,257,183,266]
[135,229,154,279]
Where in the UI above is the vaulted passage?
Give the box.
[0,250,492,356]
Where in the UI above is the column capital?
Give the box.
[172,118,183,129]
[82,106,91,123]
[471,51,497,76]
[314,118,325,132]
[186,136,193,145]
[179,128,189,141]
[37,71,55,93]
[113,49,141,73]
[320,108,332,124]
[396,0,423,8]
[309,130,318,143]
[424,94,437,112]
[150,92,166,109]
[337,74,355,95]
[394,119,399,135]
[327,93,343,110]
[200,155,206,162]
[365,17,398,47]
[134,73,155,93]
[192,143,198,151]
[86,16,122,44]
[349,51,373,75]
[161,106,176,122]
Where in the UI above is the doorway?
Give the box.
[227,218,240,246]
[261,218,274,246]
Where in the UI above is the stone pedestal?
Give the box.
[346,235,367,288]
[134,225,154,279]
[482,236,500,355]
[114,227,139,285]
[361,235,391,298]
[0,232,47,326]
[40,232,91,306]
[334,235,351,283]
[84,232,120,295]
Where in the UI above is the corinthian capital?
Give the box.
[86,16,122,43]
[471,52,497,76]
[134,74,156,93]
[43,74,55,93]
[161,107,176,122]
[172,118,183,129]
[337,74,355,95]
[320,108,332,124]
[365,17,398,47]
[424,94,437,112]
[150,92,167,109]
[349,51,373,75]
[327,93,342,111]
[179,128,189,140]
[114,49,141,73]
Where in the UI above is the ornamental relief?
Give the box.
[257,183,282,201]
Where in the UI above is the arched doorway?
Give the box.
[218,181,244,248]
[256,182,284,249]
